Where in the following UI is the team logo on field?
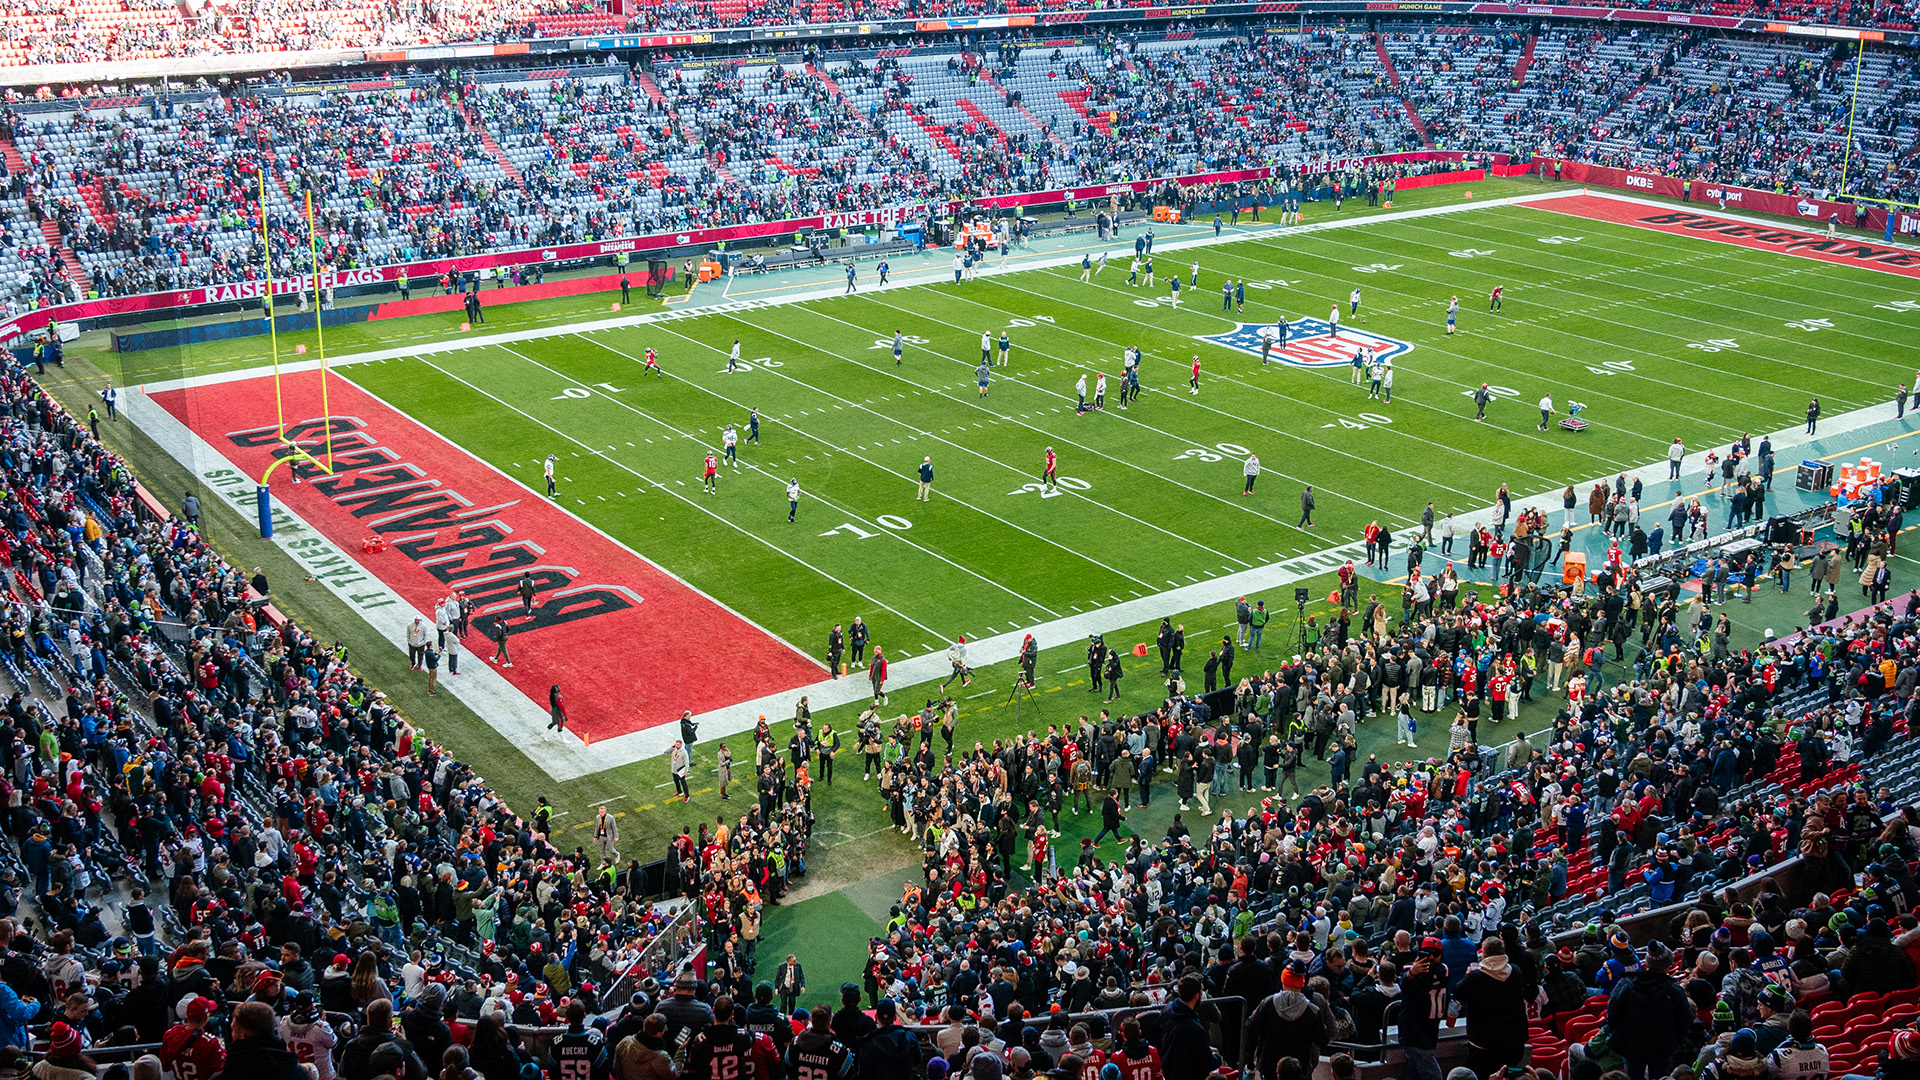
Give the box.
[1194,319,1414,369]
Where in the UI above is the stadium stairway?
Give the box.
[1373,33,1433,146]
[462,105,526,189]
[982,70,1070,151]
[651,81,740,187]
[1400,103,1432,147]
[80,179,116,233]
[905,105,966,164]
[0,136,23,175]
[806,63,862,123]
[634,71,670,108]
[1373,32,1404,87]
[1055,87,1110,134]
[37,219,89,299]
[956,98,1010,146]
[806,64,928,169]
[1512,33,1539,85]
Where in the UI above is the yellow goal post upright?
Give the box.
[250,170,337,538]
[1835,30,1920,220]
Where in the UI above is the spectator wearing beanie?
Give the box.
[33,1022,95,1080]
[1247,960,1333,1080]
[1844,918,1918,992]
[1605,941,1691,1080]
[1701,1028,1768,1080]
[860,999,922,1079]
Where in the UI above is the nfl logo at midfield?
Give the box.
[1195,319,1415,369]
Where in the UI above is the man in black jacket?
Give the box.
[746,982,794,1060]
[1452,938,1529,1080]
[857,1000,922,1080]
[776,957,808,1016]
[401,983,452,1071]
[832,983,878,1051]
[219,1001,311,1080]
[1604,942,1691,1080]
[1157,976,1216,1080]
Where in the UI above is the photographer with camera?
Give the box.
[941,637,972,690]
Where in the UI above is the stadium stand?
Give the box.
[0,22,1914,316]
[1,3,1920,1077]
[4,324,1920,1080]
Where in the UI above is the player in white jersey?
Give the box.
[728,338,742,372]
[1350,287,1365,323]
[1765,1013,1829,1080]
[723,425,739,465]
[281,994,338,1080]
[543,455,557,497]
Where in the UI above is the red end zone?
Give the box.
[153,371,823,742]
[1534,195,1920,279]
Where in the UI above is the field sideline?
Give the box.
[123,187,1920,776]
[35,180,1914,986]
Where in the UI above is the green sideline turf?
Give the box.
[267,202,1920,657]
[54,187,1920,990]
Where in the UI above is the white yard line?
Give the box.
[138,189,1577,397]
[128,186,1911,780]
[126,369,1912,779]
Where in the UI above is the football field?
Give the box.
[130,188,1920,764]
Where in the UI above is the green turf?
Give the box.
[757,890,886,995]
[88,181,1545,384]
[306,200,1920,659]
[59,183,1920,989]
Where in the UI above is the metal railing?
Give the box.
[602,900,704,1007]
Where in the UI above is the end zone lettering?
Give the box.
[1635,211,1920,268]
[229,416,642,636]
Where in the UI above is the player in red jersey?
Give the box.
[644,347,663,377]
[1112,1018,1162,1080]
[161,998,226,1080]
[703,452,719,494]
[1490,284,1503,311]
[1043,447,1058,493]
[1188,354,1201,395]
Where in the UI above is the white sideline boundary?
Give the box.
[139,189,1576,396]
[127,183,1890,781]
[120,390,621,782]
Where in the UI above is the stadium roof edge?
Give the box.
[0,0,1910,89]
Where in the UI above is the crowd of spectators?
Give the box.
[0,18,1908,316]
[783,494,1920,1071]
[0,77,1918,1080]
[0,343,805,1074]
